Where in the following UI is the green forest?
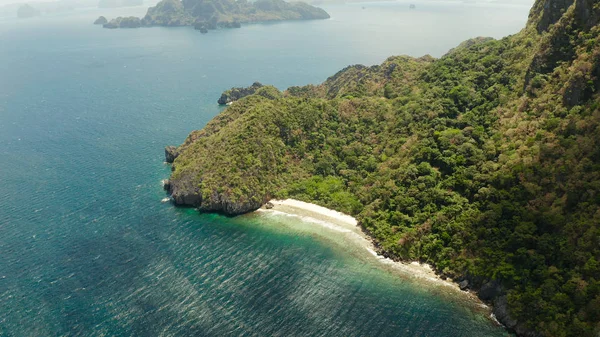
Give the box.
[167,0,600,335]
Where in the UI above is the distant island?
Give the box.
[17,4,40,18]
[98,0,329,31]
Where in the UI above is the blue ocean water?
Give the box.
[0,2,531,336]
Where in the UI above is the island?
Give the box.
[162,0,600,335]
[99,0,329,30]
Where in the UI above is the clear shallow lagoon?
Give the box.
[0,2,530,335]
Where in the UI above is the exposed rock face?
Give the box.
[162,179,171,191]
[492,296,541,337]
[94,16,108,24]
[167,172,202,206]
[166,174,267,214]
[165,146,179,163]
[478,280,503,301]
[218,82,264,105]
[196,191,266,214]
[531,0,573,33]
[458,280,469,291]
[524,0,600,91]
[493,296,519,331]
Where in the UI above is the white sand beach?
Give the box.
[256,199,488,307]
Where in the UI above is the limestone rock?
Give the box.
[165,146,179,163]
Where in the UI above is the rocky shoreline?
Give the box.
[366,230,537,337]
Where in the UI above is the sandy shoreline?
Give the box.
[257,199,488,307]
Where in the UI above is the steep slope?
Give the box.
[164,0,600,335]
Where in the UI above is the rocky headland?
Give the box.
[218,82,264,105]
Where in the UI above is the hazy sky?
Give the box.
[0,0,536,9]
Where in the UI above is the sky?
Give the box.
[0,0,536,11]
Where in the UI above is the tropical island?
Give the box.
[162,0,600,336]
[98,0,329,30]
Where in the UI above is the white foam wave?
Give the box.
[258,208,352,233]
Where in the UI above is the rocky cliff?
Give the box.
[217,82,264,105]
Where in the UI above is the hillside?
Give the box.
[164,0,600,335]
[101,0,329,29]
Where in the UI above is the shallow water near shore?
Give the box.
[0,2,530,335]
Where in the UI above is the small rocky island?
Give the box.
[98,0,329,31]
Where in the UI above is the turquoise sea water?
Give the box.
[0,2,531,336]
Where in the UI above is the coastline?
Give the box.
[256,199,491,309]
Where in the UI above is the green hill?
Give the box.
[164,0,600,335]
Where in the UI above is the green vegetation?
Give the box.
[167,0,600,335]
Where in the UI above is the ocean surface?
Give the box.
[0,2,531,336]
